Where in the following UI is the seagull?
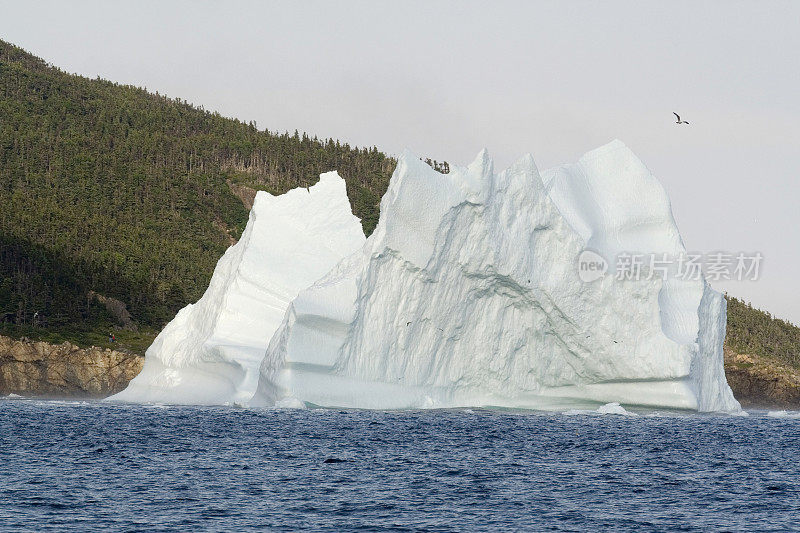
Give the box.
[673,112,690,125]
[406,321,411,326]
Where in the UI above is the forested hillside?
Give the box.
[726,296,800,369]
[0,39,394,344]
[724,295,800,407]
[2,38,799,391]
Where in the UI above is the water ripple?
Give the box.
[0,400,799,531]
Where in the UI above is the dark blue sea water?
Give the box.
[1,399,799,532]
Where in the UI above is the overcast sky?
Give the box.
[2,0,798,322]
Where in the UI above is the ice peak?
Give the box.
[468,148,494,178]
[391,149,440,189]
[468,148,492,174]
[509,153,542,185]
[585,138,630,156]
[316,170,346,188]
[577,139,648,180]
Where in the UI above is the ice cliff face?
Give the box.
[252,141,740,412]
[112,173,365,405]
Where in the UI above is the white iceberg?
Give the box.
[252,141,740,413]
[112,172,365,405]
[115,140,739,413]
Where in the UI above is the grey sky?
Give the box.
[2,0,798,322]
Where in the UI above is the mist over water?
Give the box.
[1,400,798,531]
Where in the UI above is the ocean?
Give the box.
[1,399,798,531]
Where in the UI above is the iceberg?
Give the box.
[112,172,365,405]
[115,140,739,413]
[252,141,740,412]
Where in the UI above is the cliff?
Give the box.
[724,345,800,409]
[0,335,143,398]
[723,296,800,409]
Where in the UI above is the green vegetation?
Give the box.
[3,39,799,379]
[0,40,395,346]
[726,295,800,369]
[0,320,159,356]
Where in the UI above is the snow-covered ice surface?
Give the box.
[252,141,740,413]
[112,173,365,405]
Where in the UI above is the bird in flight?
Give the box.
[673,112,690,125]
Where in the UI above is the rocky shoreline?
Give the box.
[0,335,143,399]
[723,345,800,409]
[1,334,799,409]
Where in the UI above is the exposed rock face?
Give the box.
[87,291,137,331]
[227,179,257,210]
[0,335,143,398]
[724,345,800,409]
